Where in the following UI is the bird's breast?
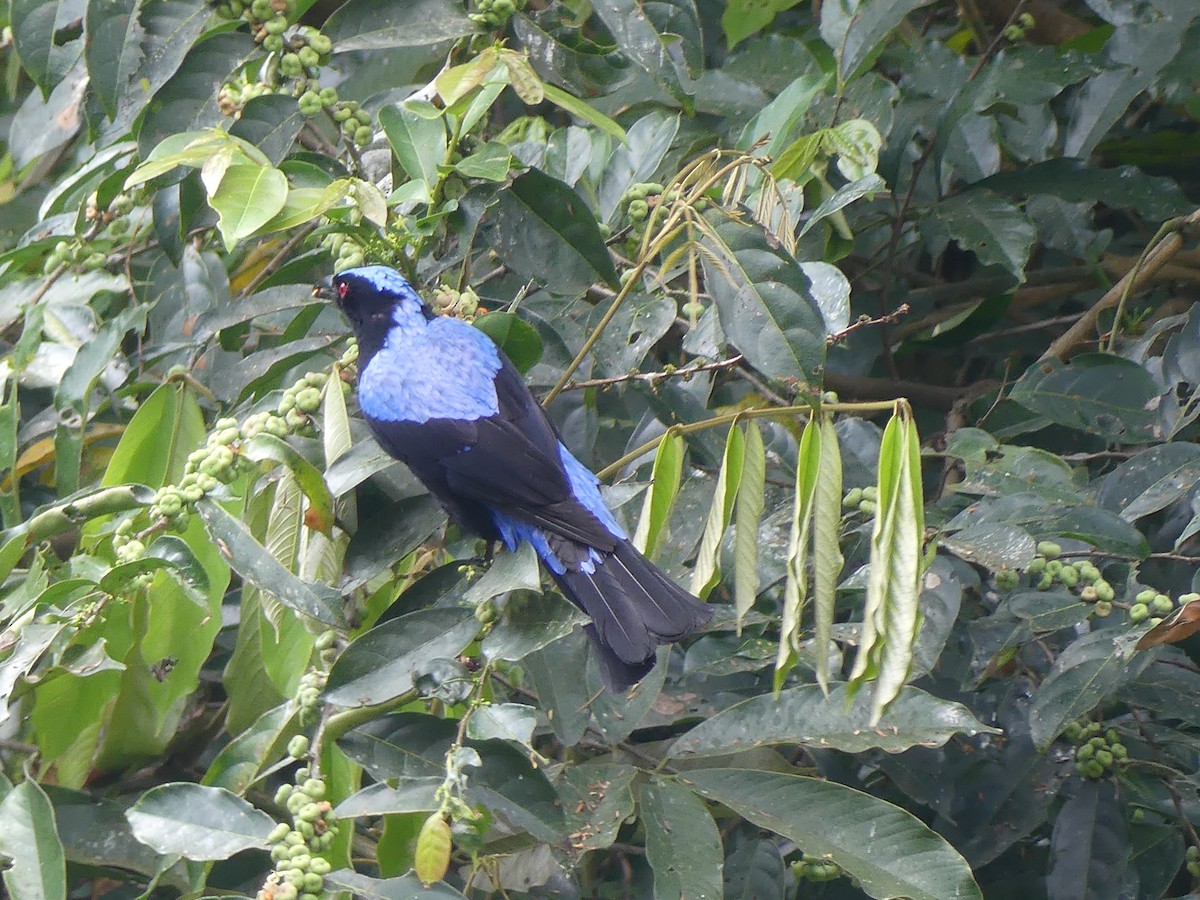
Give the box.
[357,324,502,424]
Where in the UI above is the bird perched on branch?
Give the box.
[328,265,711,690]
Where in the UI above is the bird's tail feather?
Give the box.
[553,539,711,691]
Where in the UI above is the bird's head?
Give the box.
[326,265,434,356]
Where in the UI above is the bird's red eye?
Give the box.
[337,282,349,299]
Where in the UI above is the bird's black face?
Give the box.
[328,266,432,361]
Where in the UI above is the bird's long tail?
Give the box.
[550,539,712,691]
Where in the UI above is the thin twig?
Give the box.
[239,222,320,297]
[827,304,910,346]
[561,355,744,392]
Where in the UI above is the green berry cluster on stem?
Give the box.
[792,853,843,883]
[469,0,525,29]
[261,734,339,900]
[1062,721,1128,780]
[842,484,878,517]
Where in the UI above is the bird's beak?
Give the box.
[313,280,335,302]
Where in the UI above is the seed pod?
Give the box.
[414,813,452,887]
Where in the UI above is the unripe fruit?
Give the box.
[415,813,452,887]
[1129,603,1150,622]
[1153,594,1174,615]
[1094,581,1115,602]
[1094,600,1113,617]
[1037,541,1061,559]
[287,735,310,758]
[1027,557,1046,575]
[269,822,291,842]
[843,488,863,507]
[1135,588,1157,604]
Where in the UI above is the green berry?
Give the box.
[1153,594,1174,614]
[287,735,310,758]
[295,386,322,412]
[1076,743,1094,761]
[1058,566,1078,587]
[352,125,373,146]
[298,46,320,68]
[1094,600,1113,617]
[319,87,338,107]
[843,488,863,508]
[1094,580,1115,602]
[1095,749,1113,768]
[1027,557,1046,575]
[297,802,322,822]
[1129,603,1150,622]
[1037,541,1061,559]
[1135,588,1157,604]
[1045,559,1063,576]
[302,778,326,799]
[309,33,333,54]
[264,33,284,51]
[264,15,288,34]
[628,199,649,221]
[269,822,291,843]
[995,568,1020,591]
[281,53,303,77]
[1037,573,1054,591]
[308,858,332,875]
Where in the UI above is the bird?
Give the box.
[329,264,711,690]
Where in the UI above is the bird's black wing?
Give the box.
[365,357,618,551]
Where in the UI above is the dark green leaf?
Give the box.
[922,189,1036,282]
[977,160,1191,221]
[481,591,586,663]
[1028,630,1152,750]
[125,783,275,860]
[196,499,342,626]
[473,312,543,374]
[1009,355,1160,444]
[682,769,982,900]
[701,215,827,384]
[669,684,996,757]
[592,0,700,108]
[325,608,478,706]
[1047,781,1129,900]
[598,110,679,222]
[640,777,722,899]
[379,103,447,192]
[490,168,618,293]
[819,0,935,82]
[324,0,476,52]
[84,0,143,119]
[560,763,637,851]
[325,869,468,898]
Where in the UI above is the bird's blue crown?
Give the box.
[337,265,429,326]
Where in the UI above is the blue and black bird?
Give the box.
[330,265,711,690]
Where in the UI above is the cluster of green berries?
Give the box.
[791,854,843,883]
[1002,12,1037,41]
[1004,542,1118,617]
[42,238,108,276]
[322,234,366,272]
[1128,588,1189,625]
[843,485,878,517]
[1186,845,1200,879]
[297,632,338,726]
[330,100,374,147]
[115,362,351,564]
[214,0,293,48]
[430,285,482,322]
[469,0,524,28]
[1062,722,1128,780]
[261,736,338,900]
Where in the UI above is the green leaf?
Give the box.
[977,159,1192,222]
[1047,781,1129,900]
[466,703,538,749]
[682,769,982,900]
[1009,354,1160,445]
[598,111,679,222]
[85,0,143,119]
[1028,629,1151,751]
[797,173,885,238]
[922,189,1036,283]
[463,542,542,606]
[113,0,213,130]
[722,0,801,48]
[481,591,586,663]
[560,763,637,852]
[333,778,441,818]
[700,215,828,383]
[99,380,205,490]
[125,783,276,860]
[379,103,447,194]
[540,83,627,144]
[592,0,701,109]
[324,0,477,52]
[640,777,723,899]
[196,499,342,626]
[812,415,844,692]
[775,416,820,686]
[592,294,676,378]
[690,425,745,599]
[208,163,289,251]
[668,683,997,757]
[473,312,543,374]
[848,408,925,722]
[9,0,74,94]
[490,168,619,293]
[325,608,479,707]
[137,33,252,159]
[524,630,591,747]
[240,433,336,536]
[819,0,937,83]
[633,431,685,561]
[202,703,297,794]
[734,422,766,627]
[325,869,468,899]
[452,140,512,182]
[0,779,66,900]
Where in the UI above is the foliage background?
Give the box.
[1,0,1200,897]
